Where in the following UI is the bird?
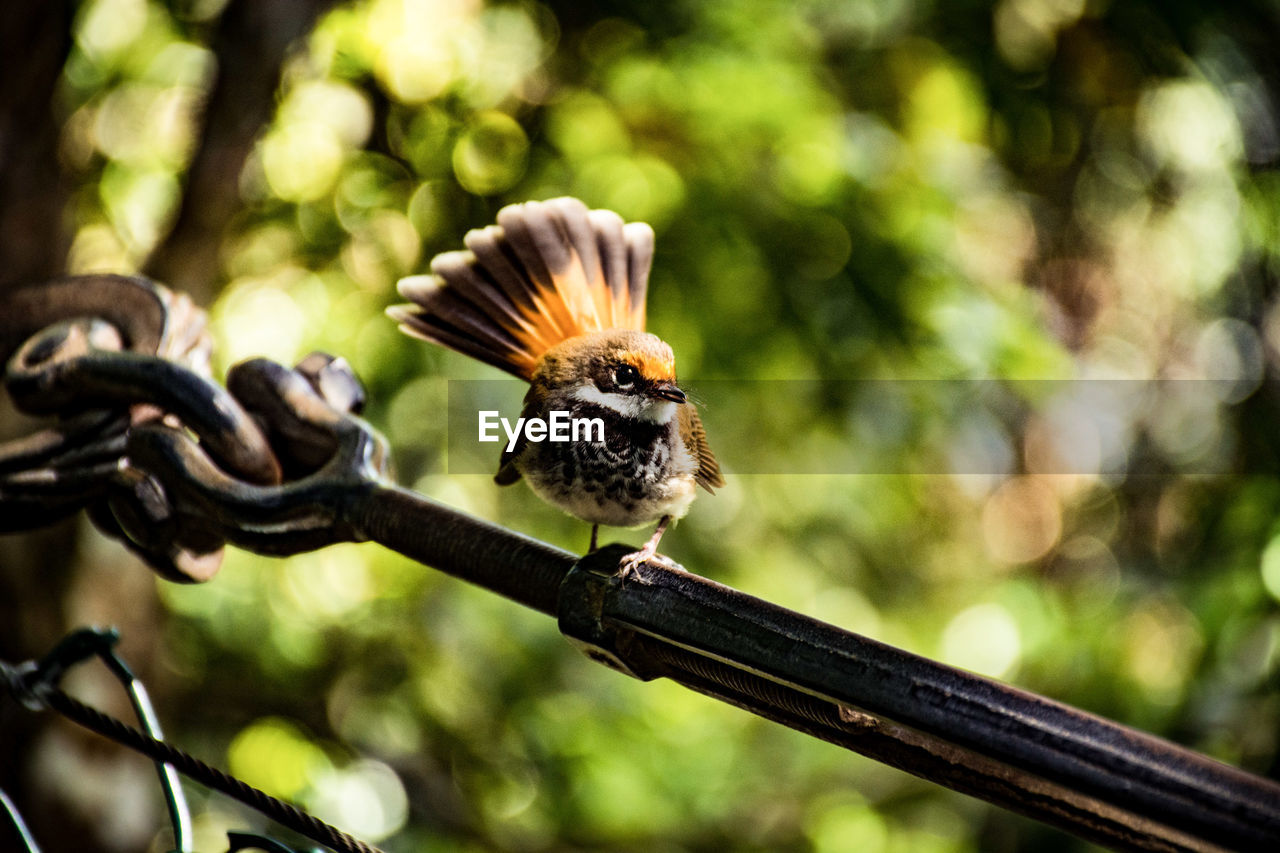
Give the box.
[387,197,722,573]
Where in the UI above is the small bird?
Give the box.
[387,197,722,572]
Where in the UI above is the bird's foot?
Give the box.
[617,515,677,583]
[618,548,682,583]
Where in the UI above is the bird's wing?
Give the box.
[679,403,724,493]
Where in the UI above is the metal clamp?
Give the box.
[1,276,381,580]
[557,545,666,680]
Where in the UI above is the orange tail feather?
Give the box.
[388,197,653,380]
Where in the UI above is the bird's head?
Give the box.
[534,330,685,422]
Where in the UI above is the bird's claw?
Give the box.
[617,549,681,583]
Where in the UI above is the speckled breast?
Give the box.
[517,401,697,527]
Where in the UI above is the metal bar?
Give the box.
[320,481,1280,850]
[552,546,1280,852]
[288,473,1280,849]
[633,639,1224,853]
[346,483,577,616]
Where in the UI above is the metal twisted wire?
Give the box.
[0,666,383,853]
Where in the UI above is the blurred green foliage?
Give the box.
[50,0,1280,849]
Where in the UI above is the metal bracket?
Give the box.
[557,545,665,680]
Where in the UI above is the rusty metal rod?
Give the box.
[555,547,1280,851]
[344,483,576,616]
[632,638,1221,852]
[338,483,1280,851]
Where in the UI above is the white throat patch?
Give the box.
[572,384,677,423]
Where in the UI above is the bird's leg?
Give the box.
[619,516,679,579]
[589,524,599,553]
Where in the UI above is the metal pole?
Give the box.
[555,546,1280,852]
[327,481,1280,850]
[347,483,577,616]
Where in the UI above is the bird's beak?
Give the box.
[651,382,686,404]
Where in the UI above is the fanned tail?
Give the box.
[388,197,654,380]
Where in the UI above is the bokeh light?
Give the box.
[20,0,1280,850]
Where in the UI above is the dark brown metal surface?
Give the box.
[562,548,1277,852]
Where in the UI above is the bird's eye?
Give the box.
[612,364,640,388]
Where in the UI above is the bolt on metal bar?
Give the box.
[338,484,1280,851]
